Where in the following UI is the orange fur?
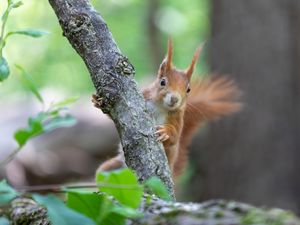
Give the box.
[96,150,125,174]
[173,76,241,176]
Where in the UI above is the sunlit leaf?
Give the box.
[0,180,19,206]
[33,194,96,225]
[7,29,48,38]
[96,169,143,209]
[0,57,10,82]
[15,64,44,103]
[144,177,171,201]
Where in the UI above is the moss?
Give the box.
[214,211,224,218]
[240,208,298,225]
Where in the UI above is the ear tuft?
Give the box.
[158,38,173,76]
[166,38,173,71]
[185,44,203,79]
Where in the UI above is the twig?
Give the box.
[15,182,142,193]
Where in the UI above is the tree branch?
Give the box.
[48,0,174,196]
[6,197,300,225]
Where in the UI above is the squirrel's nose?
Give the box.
[170,96,178,105]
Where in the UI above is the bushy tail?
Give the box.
[95,146,126,175]
[173,76,242,177]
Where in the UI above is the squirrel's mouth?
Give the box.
[164,101,181,111]
[163,92,182,111]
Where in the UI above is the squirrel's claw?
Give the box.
[92,94,103,109]
[157,133,169,142]
[155,125,169,142]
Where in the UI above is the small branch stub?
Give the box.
[115,55,135,76]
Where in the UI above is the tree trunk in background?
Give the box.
[185,0,300,212]
[147,0,164,69]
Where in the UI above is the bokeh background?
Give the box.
[1,0,300,214]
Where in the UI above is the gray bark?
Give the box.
[186,0,300,212]
[48,0,174,196]
[4,197,300,225]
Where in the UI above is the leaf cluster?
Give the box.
[0,1,77,166]
[0,168,171,225]
[0,0,48,82]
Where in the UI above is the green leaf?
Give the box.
[15,65,44,103]
[12,1,23,8]
[51,97,79,109]
[144,177,171,201]
[7,29,48,38]
[67,191,103,223]
[14,109,76,147]
[1,0,22,22]
[96,169,143,209]
[33,194,96,225]
[0,180,19,206]
[43,115,76,132]
[96,194,117,224]
[0,57,10,82]
[14,114,44,147]
[67,191,121,225]
[101,213,125,225]
[110,205,143,218]
[67,190,143,225]
[0,217,9,225]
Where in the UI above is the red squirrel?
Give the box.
[93,39,241,177]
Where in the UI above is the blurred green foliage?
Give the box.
[0,0,209,96]
[0,168,171,225]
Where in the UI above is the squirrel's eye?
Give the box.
[160,78,166,86]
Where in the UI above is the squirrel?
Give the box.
[92,39,241,177]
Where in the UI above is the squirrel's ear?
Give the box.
[158,38,173,76]
[185,45,202,79]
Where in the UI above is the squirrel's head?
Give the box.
[155,39,202,111]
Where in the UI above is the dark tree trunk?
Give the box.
[186,0,300,212]
[147,0,164,69]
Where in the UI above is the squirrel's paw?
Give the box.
[155,125,169,142]
[92,94,103,109]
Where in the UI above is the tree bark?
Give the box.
[47,0,174,196]
[186,0,300,212]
